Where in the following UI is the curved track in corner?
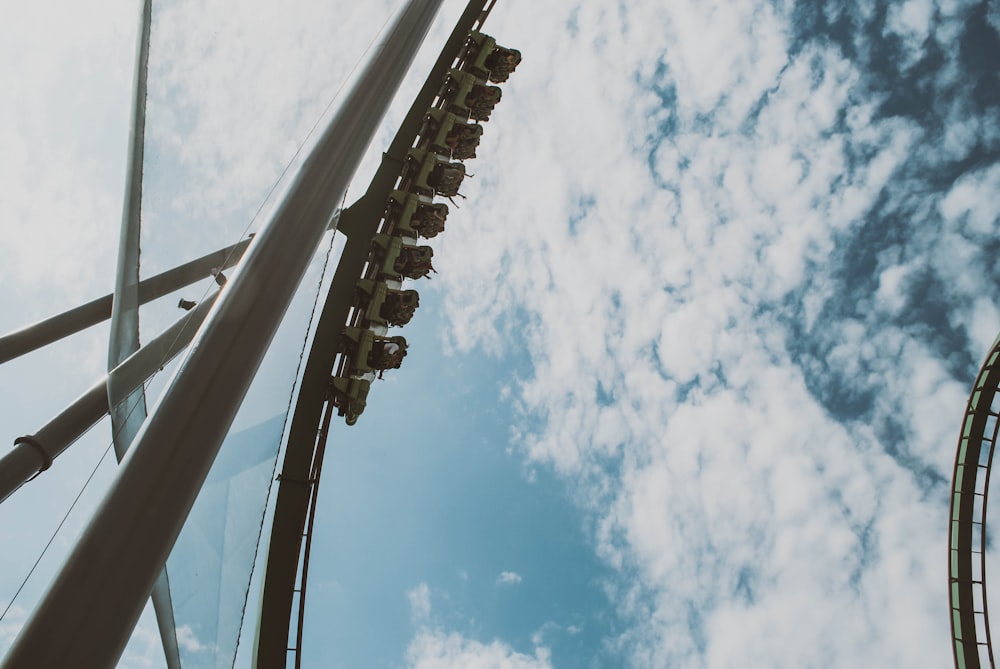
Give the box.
[949,333,1000,669]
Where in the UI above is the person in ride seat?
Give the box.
[399,256,435,279]
[383,290,419,326]
[395,245,436,279]
[454,137,478,160]
[369,336,407,378]
[485,48,521,82]
[447,124,481,160]
[466,84,501,109]
[467,85,501,121]
[431,163,465,198]
[413,204,447,237]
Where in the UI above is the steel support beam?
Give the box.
[0,2,443,666]
[0,238,251,364]
[108,0,152,462]
[106,1,181,663]
[0,293,218,505]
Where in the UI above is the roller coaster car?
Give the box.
[372,233,404,279]
[386,190,448,239]
[463,31,521,83]
[381,288,420,326]
[356,278,420,327]
[340,326,408,377]
[483,46,521,83]
[395,244,436,279]
[403,149,466,198]
[465,83,501,122]
[370,335,407,376]
[441,69,501,122]
[447,122,483,161]
[372,233,436,280]
[420,109,484,160]
[330,377,370,426]
[402,149,437,197]
[339,326,373,376]
[431,161,466,197]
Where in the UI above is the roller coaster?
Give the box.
[950,333,1000,669]
[329,30,520,425]
[2,1,995,666]
[259,12,522,666]
[0,1,522,666]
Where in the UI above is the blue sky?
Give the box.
[2,0,1000,667]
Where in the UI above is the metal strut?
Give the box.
[0,237,251,365]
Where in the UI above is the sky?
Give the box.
[1,0,1000,667]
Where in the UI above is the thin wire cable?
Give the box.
[0,423,116,623]
[209,5,398,285]
[231,190,347,668]
[149,3,396,387]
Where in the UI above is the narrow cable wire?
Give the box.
[150,1,394,386]
[230,189,346,668]
[0,422,117,623]
[209,3,397,286]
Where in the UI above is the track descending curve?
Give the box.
[950,333,1000,669]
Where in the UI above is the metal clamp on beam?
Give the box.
[14,435,52,478]
[275,474,316,486]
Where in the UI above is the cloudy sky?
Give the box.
[2,0,1000,667]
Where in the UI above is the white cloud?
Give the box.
[117,602,171,669]
[495,571,522,586]
[174,624,203,654]
[885,0,935,65]
[406,631,551,669]
[875,263,913,315]
[408,582,432,622]
[0,0,128,306]
[437,0,999,667]
[530,621,581,646]
[0,604,26,657]
[939,163,1000,238]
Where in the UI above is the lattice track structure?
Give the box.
[950,333,1000,669]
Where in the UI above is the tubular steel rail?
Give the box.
[950,333,1000,669]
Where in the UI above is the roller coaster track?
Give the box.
[950,333,1000,669]
[251,2,518,665]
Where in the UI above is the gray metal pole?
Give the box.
[0,238,250,364]
[105,1,182,664]
[0,293,218,504]
[0,1,443,666]
[108,0,152,462]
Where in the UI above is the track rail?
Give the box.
[250,2,497,665]
[949,333,1000,669]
